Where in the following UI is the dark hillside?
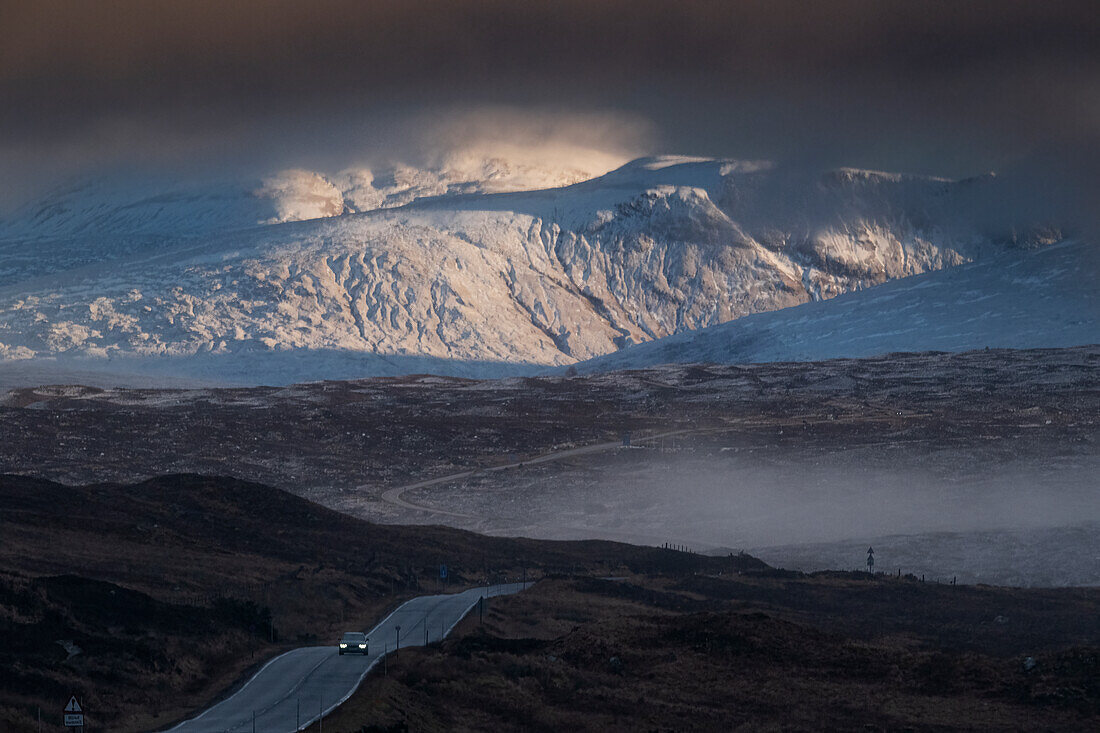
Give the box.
[0,473,758,731]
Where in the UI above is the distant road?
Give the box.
[165,582,529,733]
[375,429,692,517]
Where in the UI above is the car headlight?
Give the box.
[359,643,367,649]
[339,643,347,648]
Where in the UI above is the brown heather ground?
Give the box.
[1,347,1095,523]
[309,575,1099,732]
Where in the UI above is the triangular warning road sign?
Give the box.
[65,696,82,713]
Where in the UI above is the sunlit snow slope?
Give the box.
[0,156,1079,384]
[575,240,1099,372]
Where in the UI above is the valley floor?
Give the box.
[2,346,1097,587]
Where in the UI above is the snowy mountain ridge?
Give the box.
[573,239,1098,372]
[0,155,1079,385]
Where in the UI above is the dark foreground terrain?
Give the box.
[2,473,1097,731]
[0,474,748,732]
[313,575,1100,732]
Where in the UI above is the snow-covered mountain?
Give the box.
[0,156,1078,385]
[0,158,601,285]
[575,239,1098,372]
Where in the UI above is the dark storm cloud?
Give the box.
[1,0,1097,217]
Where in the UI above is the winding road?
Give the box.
[166,582,529,733]
[374,429,693,517]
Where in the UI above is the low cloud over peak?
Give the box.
[1,1,1096,227]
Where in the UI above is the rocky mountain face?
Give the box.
[0,156,1069,384]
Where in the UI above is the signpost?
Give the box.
[63,696,84,728]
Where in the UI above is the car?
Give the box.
[338,631,369,655]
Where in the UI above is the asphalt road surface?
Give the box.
[166,582,530,732]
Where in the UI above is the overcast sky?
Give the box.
[1,1,1097,217]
